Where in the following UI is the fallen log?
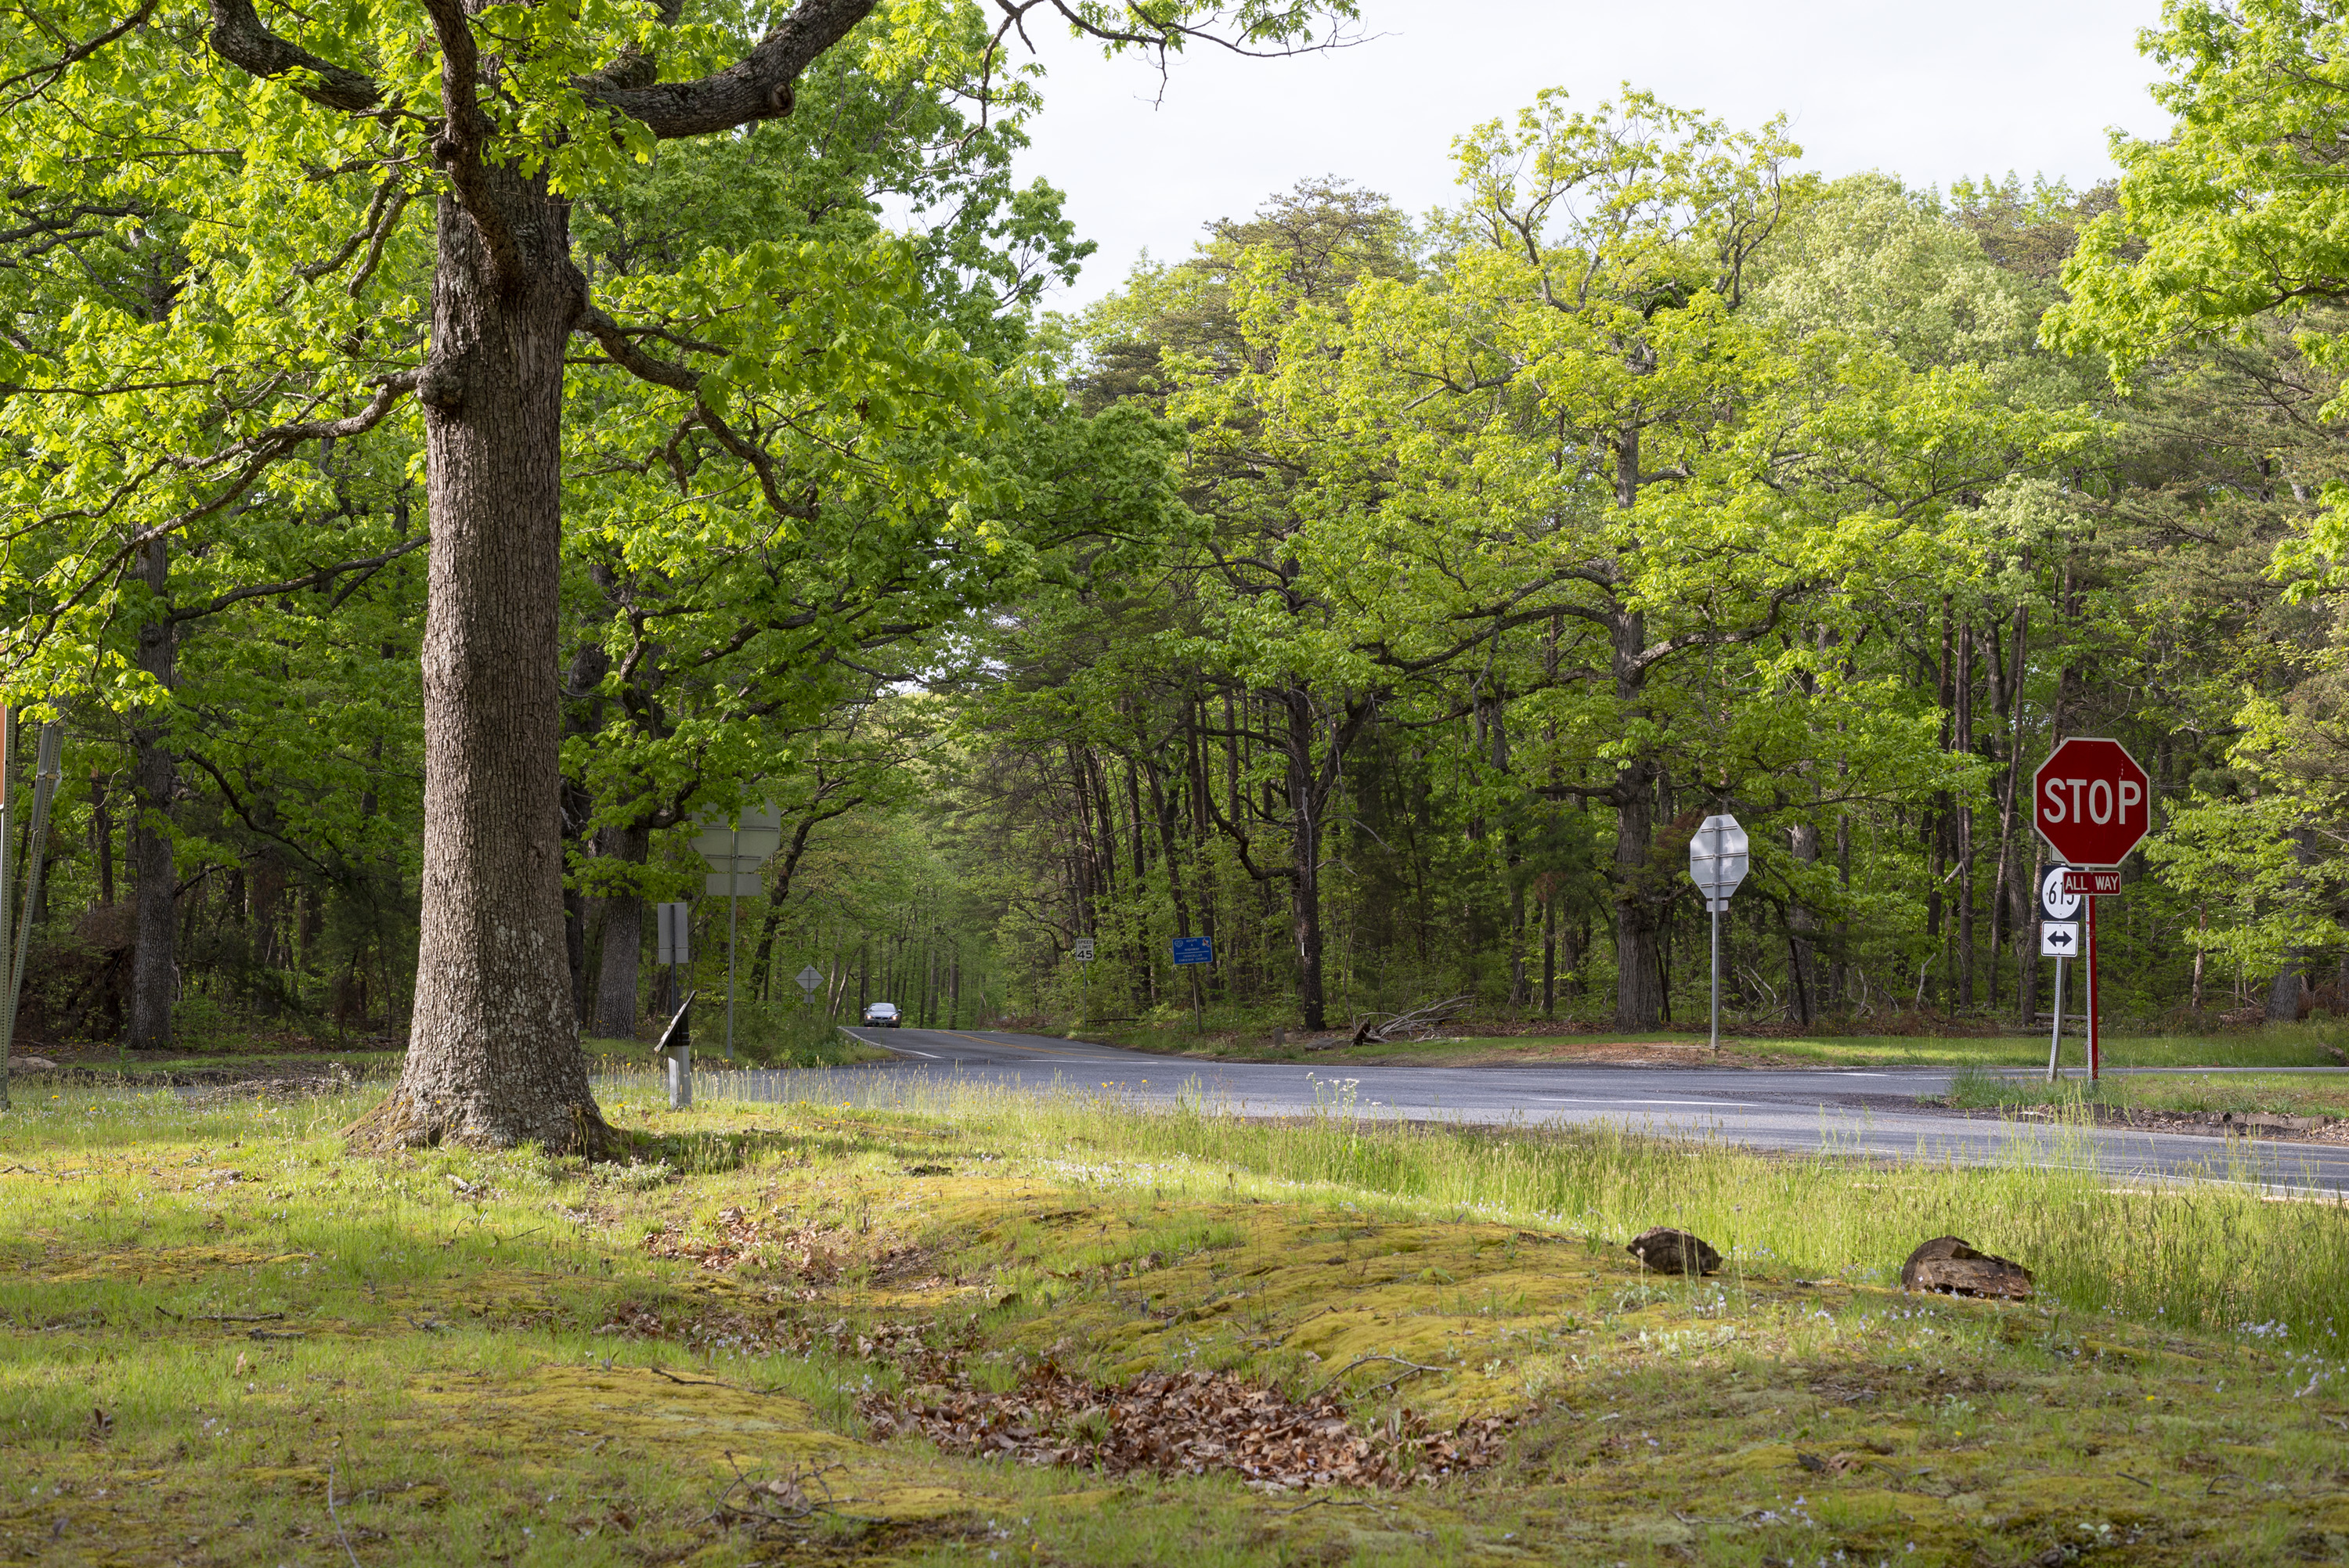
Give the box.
[1349,996,1473,1046]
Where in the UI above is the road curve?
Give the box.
[678,1026,2349,1196]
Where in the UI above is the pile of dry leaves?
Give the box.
[594,1304,954,1367]
[643,1207,849,1277]
[860,1364,1508,1491]
[640,1206,937,1290]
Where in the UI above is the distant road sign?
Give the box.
[794,964,824,994]
[655,901,691,964]
[1073,938,1095,962]
[2040,921,2080,958]
[2062,869,2123,897]
[2033,738,2151,869]
[1687,813,1748,913]
[690,803,783,867]
[2039,865,2080,922]
[1171,935,1213,966]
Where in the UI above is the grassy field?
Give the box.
[2,1074,2346,1565]
[1078,1021,2349,1071]
[583,1029,892,1072]
[1942,1066,2349,1119]
[4,1047,407,1082]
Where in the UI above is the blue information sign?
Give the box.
[1171,935,1214,966]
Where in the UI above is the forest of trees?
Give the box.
[10,0,2349,1081]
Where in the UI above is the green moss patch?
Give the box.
[2,1083,2344,1563]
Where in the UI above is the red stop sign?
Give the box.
[2033,737,2151,869]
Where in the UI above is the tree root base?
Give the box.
[345,1088,635,1161]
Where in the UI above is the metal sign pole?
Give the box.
[655,989,694,1109]
[691,804,779,1060]
[2087,895,2099,1082]
[2037,864,2080,1083]
[1709,903,1721,1052]
[1685,813,1745,1052]
[654,902,692,1107]
[2046,957,2065,1082]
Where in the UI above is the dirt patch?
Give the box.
[861,1363,1509,1490]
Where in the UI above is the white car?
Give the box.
[861,1001,901,1028]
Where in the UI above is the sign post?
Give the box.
[655,901,691,1106]
[2038,865,2081,1080]
[795,964,824,1006]
[690,805,782,1060]
[1171,935,1212,1033]
[1687,814,1748,1052]
[2032,739,2152,1082]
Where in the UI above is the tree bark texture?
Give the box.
[355,176,607,1151]
[128,540,176,1051]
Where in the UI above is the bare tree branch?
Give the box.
[584,0,876,139]
[166,535,429,624]
[204,0,382,112]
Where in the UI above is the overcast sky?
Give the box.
[1002,0,2172,312]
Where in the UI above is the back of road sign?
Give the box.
[1687,814,1748,914]
[656,901,691,964]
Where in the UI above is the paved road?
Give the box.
[673,1026,2349,1196]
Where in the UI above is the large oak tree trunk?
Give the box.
[128,540,176,1051]
[353,175,610,1152]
